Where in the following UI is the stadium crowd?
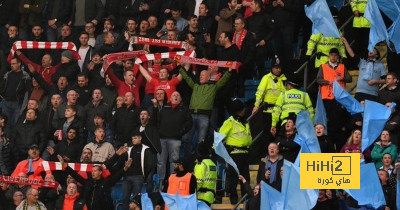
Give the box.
[0,0,399,209]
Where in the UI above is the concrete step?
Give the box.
[211,203,244,210]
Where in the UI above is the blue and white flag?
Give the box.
[305,0,341,38]
[389,15,400,54]
[375,0,399,21]
[364,0,390,52]
[344,163,386,209]
[197,200,211,210]
[213,131,239,174]
[361,100,395,151]
[333,81,364,115]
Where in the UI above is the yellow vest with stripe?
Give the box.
[219,116,252,153]
[351,0,371,28]
[194,159,217,205]
[306,34,347,68]
[272,89,314,126]
[254,73,287,113]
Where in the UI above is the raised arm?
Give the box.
[341,37,355,58]
[138,64,153,82]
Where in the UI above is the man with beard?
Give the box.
[164,158,197,194]
[47,127,82,163]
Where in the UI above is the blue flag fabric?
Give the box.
[333,81,364,115]
[197,201,211,210]
[141,193,154,210]
[294,111,321,166]
[213,131,239,174]
[364,0,390,52]
[305,0,341,38]
[282,160,319,209]
[389,15,400,54]
[344,163,386,209]
[376,0,399,21]
[261,181,284,210]
[397,178,400,209]
[361,100,395,151]
[314,89,328,133]
[160,193,197,210]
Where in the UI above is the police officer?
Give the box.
[219,99,252,204]
[270,75,314,136]
[193,141,217,206]
[305,6,346,70]
[249,57,286,162]
[351,0,370,53]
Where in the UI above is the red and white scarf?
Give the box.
[174,55,242,71]
[232,30,247,50]
[8,41,80,62]
[0,175,59,189]
[131,36,190,50]
[133,51,195,75]
[38,161,111,178]
[102,50,146,70]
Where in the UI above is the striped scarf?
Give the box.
[7,41,80,62]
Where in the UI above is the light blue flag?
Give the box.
[160,192,179,210]
[333,80,364,115]
[282,160,319,209]
[197,201,211,210]
[376,0,399,21]
[389,14,400,54]
[141,193,154,210]
[294,111,321,166]
[361,100,395,151]
[397,179,400,209]
[213,131,239,174]
[364,0,390,52]
[160,193,197,210]
[261,181,284,210]
[314,89,328,133]
[344,163,386,209]
[305,0,341,38]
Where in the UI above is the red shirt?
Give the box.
[18,53,61,85]
[107,68,142,107]
[150,77,180,100]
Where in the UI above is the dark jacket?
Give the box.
[266,0,302,27]
[155,103,193,140]
[112,104,141,146]
[84,100,110,132]
[46,0,73,26]
[51,138,82,162]
[73,85,92,107]
[378,85,400,105]
[318,135,336,153]
[38,187,58,210]
[0,0,19,26]
[71,0,104,24]
[257,155,283,191]
[246,10,275,43]
[86,63,106,89]
[0,138,12,175]
[55,117,86,147]
[65,165,125,210]
[136,123,161,154]
[11,118,47,162]
[0,70,32,104]
[18,0,45,28]
[122,144,155,179]
[51,60,81,85]
[274,132,300,163]
[118,0,145,27]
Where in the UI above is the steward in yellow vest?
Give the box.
[193,142,217,206]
